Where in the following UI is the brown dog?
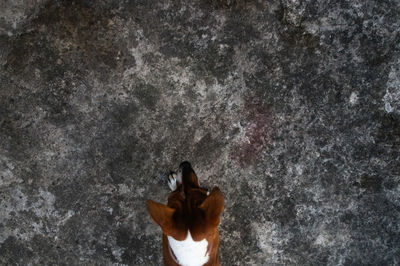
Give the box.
[147,161,224,266]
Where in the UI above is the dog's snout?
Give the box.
[179,161,192,172]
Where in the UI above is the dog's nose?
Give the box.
[179,161,192,172]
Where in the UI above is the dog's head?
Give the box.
[147,162,224,263]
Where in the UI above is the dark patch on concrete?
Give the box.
[194,132,225,164]
[202,0,253,9]
[29,235,62,265]
[169,102,188,123]
[32,1,122,69]
[378,113,400,146]
[223,10,260,44]
[192,42,236,82]
[271,196,296,225]
[0,236,33,265]
[117,226,161,265]
[133,83,160,110]
[360,174,382,192]
[228,181,261,254]
[107,137,151,185]
[50,181,87,213]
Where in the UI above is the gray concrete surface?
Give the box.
[1,0,399,265]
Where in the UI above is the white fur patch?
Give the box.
[167,231,209,266]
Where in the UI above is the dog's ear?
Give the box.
[146,200,175,234]
[199,187,224,227]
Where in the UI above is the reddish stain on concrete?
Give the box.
[231,95,274,168]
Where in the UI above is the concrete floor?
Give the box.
[1,0,399,265]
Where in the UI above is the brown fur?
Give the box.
[147,162,224,266]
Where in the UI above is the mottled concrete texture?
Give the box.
[1,0,399,265]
